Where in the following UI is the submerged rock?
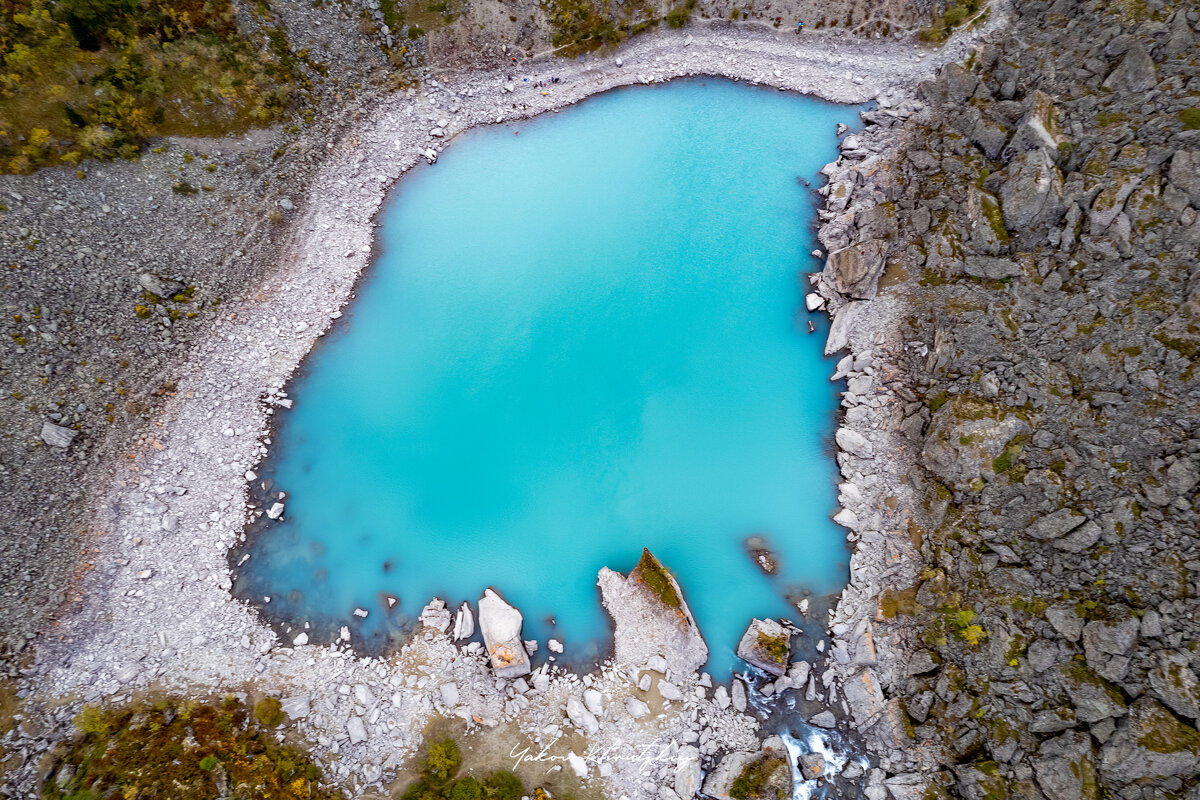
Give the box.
[736,618,791,676]
[597,548,707,677]
[478,588,531,678]
[743,535,780,575]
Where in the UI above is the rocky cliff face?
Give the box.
[818,0,1200,796]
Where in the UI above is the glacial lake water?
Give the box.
[235,78,858,677]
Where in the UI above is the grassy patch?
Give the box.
[0,0,299,173]
[1180,108,1200,131]
[632,547,681,609]
[917,0,982,43]
[43,696,343,800]
[879,586,923,618]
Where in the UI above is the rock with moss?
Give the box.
[597,548,707,676]
[1032,731,1097,800]
[735,618,790,677]
[919,399,1030,492]
[702,737,791,800]
[1148,651,1200,722]
[1100,697,1200,781]
[1061,662,1127,724]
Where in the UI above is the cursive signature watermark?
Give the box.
[510,736,679,775]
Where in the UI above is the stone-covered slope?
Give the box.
[818,0,1200,796]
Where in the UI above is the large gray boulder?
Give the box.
[1168,150,1200,207]
[597,548,707,677]
[1102,43,1157,94]
[701,737,791,800]
[735,618,791,676]
[1000,148,1065,234]
[1100,698,1200,781]
[1061,663,1127,723]
[478,588,531,678]
[920,400,1030,492]
[1149,652,1200,721]
[823,240,887,299]
[1034,731,1097,800]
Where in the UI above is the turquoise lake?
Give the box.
[235,78,858,677]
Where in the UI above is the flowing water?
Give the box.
[234,78,859,676]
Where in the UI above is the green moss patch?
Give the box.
[729,755,787,800]
[756,631,789,664]
[1136,702,1200,754]
[632,547,681,608]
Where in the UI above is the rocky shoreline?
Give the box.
[0,13,1012,800]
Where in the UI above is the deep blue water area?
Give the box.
[234,78,859,676]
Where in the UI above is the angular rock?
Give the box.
[842,668,886,730]
[963,255,1022,280]
[1061,663,1127,723]
[920,401,1030,492]
[566,696,600,734]
[597,549,707,677]
[1034,731,1097,800]
[658,680,685,701]
[1000,148,1065,234]
[1149,652,1200,721]
[824,240,887,299]
[1100,698,1200,781]
[736,618,791,676]
[419,598,452,632]
[701,738,790,800]
[1102,44,1157,94]
[478,588,531,678]
[824,301,864,356]
[40,421,77,449]
[675,746,702,800]
[452,602,474,640]
[835,427,874,459]
[809,710,837,728]
[1028,509,1087,540]
[1168,151,1200,207]
[347,716,368,745]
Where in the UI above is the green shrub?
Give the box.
[665,4,691,27]
[253,697,284,726]
[483,771,523,800]
[425,738,462,783]
[47,697,343,800]
[448,777,483,800]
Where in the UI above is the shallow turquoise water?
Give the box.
[236,78,857,676]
